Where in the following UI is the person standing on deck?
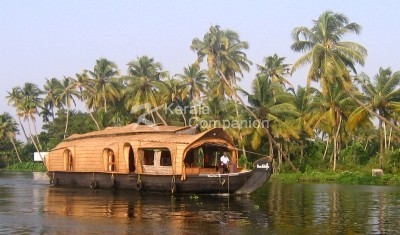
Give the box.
[220,153,229,173]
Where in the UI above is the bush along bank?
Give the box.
[6,162,47,172]
[270,171,400,186]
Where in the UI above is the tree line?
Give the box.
[1,11,399,172]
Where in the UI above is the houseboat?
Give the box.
[45,124,273,194]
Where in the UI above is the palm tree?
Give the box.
[176,63,207,104]
[55,77,79,139]
[191,25,223,77]
[218,71,299,171]
[159,76,188,125]
[20,82,43,140]
[291,10,367,93]
[192,25,253,163]
[244,74,299,165]
[291,11,399,138]
[191,25,251,98]
[19,82,44,158]
[257,54,292,88]
[201,95,232,127]
[288,86,314,163]
[6,87,29,142]
[70,72,100,130]
[0,112,22,163]
[43,78,63,121]
[86,58,120,113]
[308,84,355,171]
[124,55,168,125]
[349,67,400,168]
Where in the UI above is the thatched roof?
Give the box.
[66,124,199,141]
[54,124,234,150]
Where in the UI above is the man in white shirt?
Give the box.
[220,153,229,173]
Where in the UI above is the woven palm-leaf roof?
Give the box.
[66,124,198,141]
[54,124,233,149]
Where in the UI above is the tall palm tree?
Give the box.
[160,76,188,125]
[191,25,223,78]
[6,87,29,142]
[55,77,79,139]
[71,72,100,130]
[291,10,367,93]
[20,82,43,140]
[349,67,400,168]
[308,84,355,171]
[176,63,207,104]
[43,78,63,121]
[291,11,399,136]
[0,112,22,163]
[124,55,168,125]
[244,74,299,154]
[19,82,44,157]
[191,25,251,98]
[218,71,299,171]
[288,86,314,163]
[86,58,120,113]
[257,54,292,88]
[192,25,252,162]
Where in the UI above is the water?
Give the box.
[0,171,399,234]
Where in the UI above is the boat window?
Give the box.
[123,143,135,172]
[64,149,73,171]
[141,148,171,166]
[160,150,172,166]
[107,149,116,171]
[143,150,154,165]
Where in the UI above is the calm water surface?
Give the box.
[0,171,399,234]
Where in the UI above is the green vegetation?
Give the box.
[271,171,400,186]
[0,11,399,176]
[6,162,46,172]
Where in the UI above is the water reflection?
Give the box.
[1,171,400,234]
[43,188,268,234]
[253,182,400,234]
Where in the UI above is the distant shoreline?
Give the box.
[270,171,400,186]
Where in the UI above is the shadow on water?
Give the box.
[1,171,400,234]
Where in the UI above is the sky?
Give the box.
[1,0,400,137]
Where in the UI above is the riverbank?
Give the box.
[4,162,46,172]
[270,171,400,186]
[4,163,400,186]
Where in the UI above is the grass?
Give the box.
[270,170,400,186]
[6,162,47,172]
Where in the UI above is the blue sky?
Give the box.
[1,0,400,132]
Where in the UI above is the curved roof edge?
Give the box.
[66,124,199,141]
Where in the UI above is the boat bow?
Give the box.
[235,156,273,194]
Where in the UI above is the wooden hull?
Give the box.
[47,157,272,194]
[47,171,265,194]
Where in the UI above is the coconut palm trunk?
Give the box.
[379,118,384,169]
[155,109,168,126]
[30,118,42,151]
[17,116,30,143]
[26,118,44,166]
[64,107,69,139]
[332,116,342,171]
[9,137,22,163]
[323,137,330,160]
[82,102,100,130]
[231,80,247,160]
